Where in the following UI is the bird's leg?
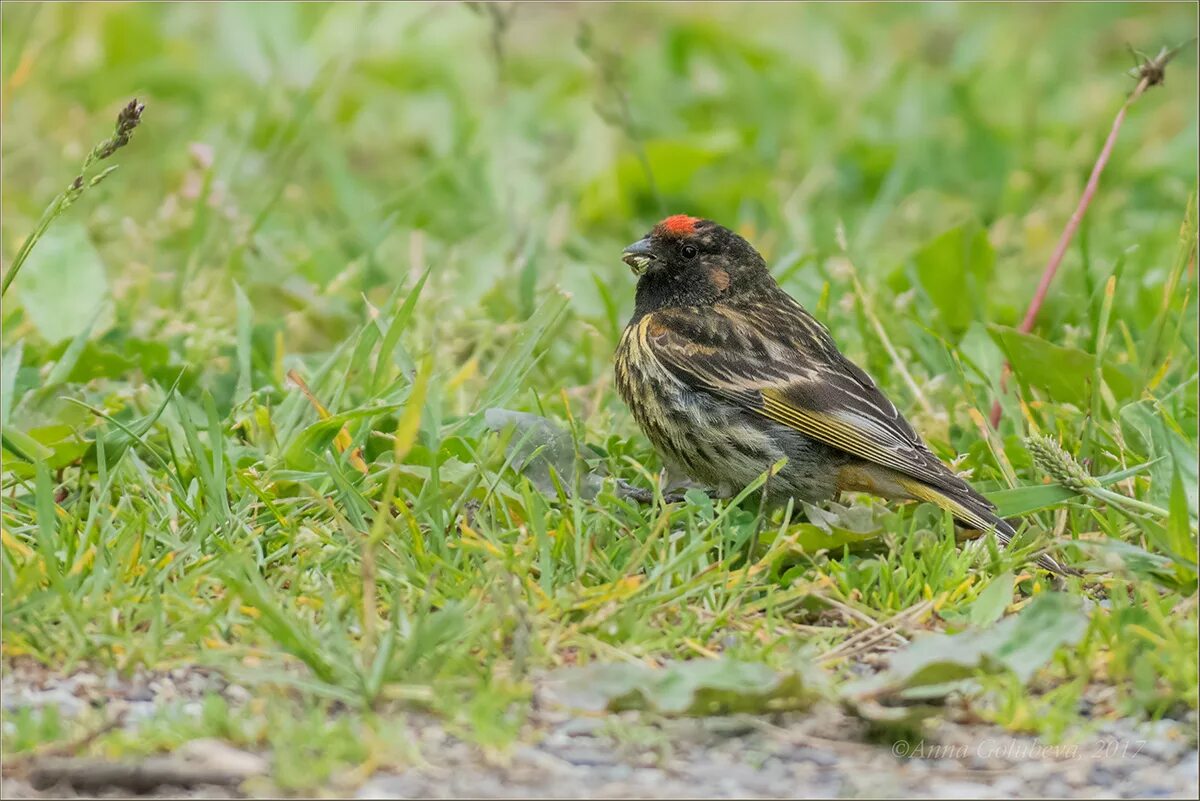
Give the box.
[613,482,664,504]
[742,473,774,559]
[613,477,713,505]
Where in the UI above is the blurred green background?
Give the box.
[1,2,1198,781]
[3,2,1195,364]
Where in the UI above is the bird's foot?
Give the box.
[613,479,705,505]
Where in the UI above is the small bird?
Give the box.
[613,214,1067,573]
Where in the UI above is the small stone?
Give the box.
[702,716,759,739]
[224,684,252,705]
[1173,758,1199,781]
[556,717,604,738]
[928,780,998,799]
[356,775,425,799]
[513,745,566,772]
[545,745,619,767]
[127,685,155,703]
[70,672,100,689]
[124,701,157,722]
[785,746,838,767]
[178,738,269,778]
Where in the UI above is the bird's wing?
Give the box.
[636,300,1077,573]
[639,300,983,503]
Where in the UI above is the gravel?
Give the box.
[350,709,1199,799]
[3,660,1196,799]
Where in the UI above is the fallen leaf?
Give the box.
[542,657,824,716]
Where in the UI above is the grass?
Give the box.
[2,1,1198,791]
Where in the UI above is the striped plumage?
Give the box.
[615,304,848,503]
[614,215,1068,573]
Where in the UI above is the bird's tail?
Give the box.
[896,477,1074,575]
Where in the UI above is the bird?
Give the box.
[613,214,1069,574]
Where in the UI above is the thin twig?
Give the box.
[28,757,249,793]
[819,599,934,664]
[989,42,1192,427]
[2,712,127,775]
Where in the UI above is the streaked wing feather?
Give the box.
[645,302,983,503]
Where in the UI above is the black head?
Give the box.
[622,215,773,317]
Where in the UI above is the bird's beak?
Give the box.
[621,238,656,276]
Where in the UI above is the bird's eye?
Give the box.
[681,244,698,260]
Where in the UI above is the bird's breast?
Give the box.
[614,319,842,502]
[615,320,685,435]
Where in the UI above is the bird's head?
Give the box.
[622,215,771,312]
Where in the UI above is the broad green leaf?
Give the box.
[989,325,1137,407]
[849,592,1088,703]
[778,524,882,555]
[957,321,1004,388]
[543,658,822,716]
[15,223,110,341]
[911,223,994,333]
[967,571,1013,627]
[986,459,1158,517]
[987,483,1077,517]
[1168,469,1197,564]
[1,342,22,425]
[1,428,54,464]
[52,337,174,385]
[30,425,89,469]
[763,500,893,554]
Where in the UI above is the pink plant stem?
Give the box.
[989,77,1151,428]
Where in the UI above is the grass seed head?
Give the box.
[1026,435,1099,491]
[93,98,146,162]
